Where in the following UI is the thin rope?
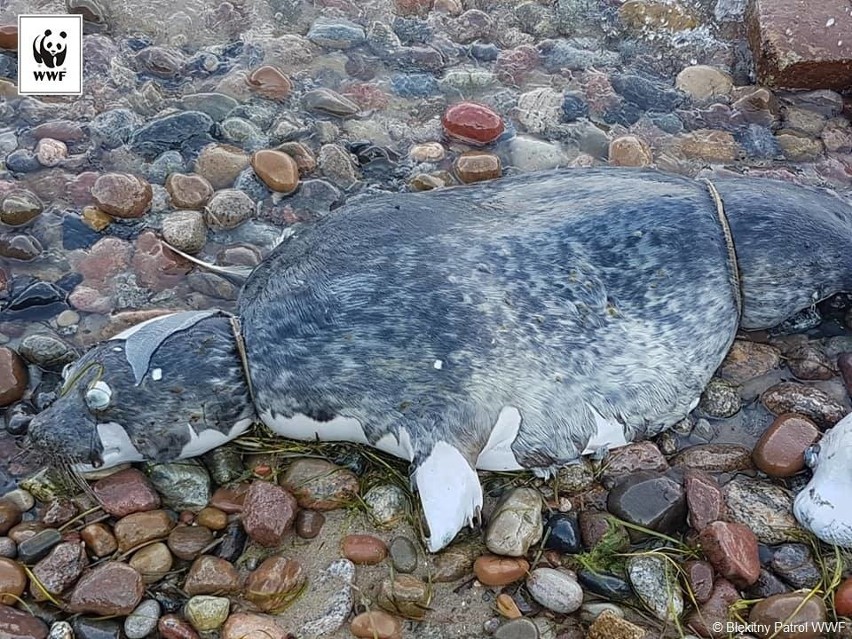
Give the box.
[229,315,255,405]
[701,177,743,320]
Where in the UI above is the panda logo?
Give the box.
[32,29,67,69]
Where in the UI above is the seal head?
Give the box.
[28,311,254,471]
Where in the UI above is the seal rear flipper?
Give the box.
[414,441,483,553]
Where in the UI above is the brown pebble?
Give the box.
[454,151,501,184]
[244,556,306,613]
[276,142,316,174]
[159,614,201,639]
[80,523,117,557]
[342,534,388,565]
[0,25,17,50]
[92,467,160,518]
[683,560,715,604]
[0,349,27,407]
[196,507,228,531]
[835,578,852,616]
[294,510,325,539]
[210,485,248,514]
[91,173,153,219]
[350,610,402,639]
[165,173,214,209]
[247,66,292,101]
[473,555,529,587]
[167,525,214,561]
[251,150,300,194]
[194,144,250,190]
[114,510,175,552]
[183,555,240,595]
[0,500,22,536]
[128,542,173,584]
[609,135,653,167]
[752,413,820,477]
[496,593,522,619]
[67,562,144,616]
[0,557,26,605]
[7,522,44,544]
[81,206,112,232]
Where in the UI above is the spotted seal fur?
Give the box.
[28,168,852,550]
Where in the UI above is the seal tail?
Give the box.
[162,241,254,287]
[414,441,483,552]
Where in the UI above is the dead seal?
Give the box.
[28,168,852,551]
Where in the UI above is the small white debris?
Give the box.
[152,368,163,381]
[433,360,443,370]
[112,346,122,352]
[826,17,836,27]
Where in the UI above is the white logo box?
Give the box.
[17,14,83,96]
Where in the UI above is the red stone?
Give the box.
[241,481,297,547]
[0,604,48,639]
[752,413,820,477]
[131,230,191,292]
[0,26,17,51]
[68,562,144,615]
[747,0,852,90]
[686,578,741,638]
[683,560,715,604]
[442,102,504,146]
[159,614,200,639]
[0,348,27,407]
[835,578,852,616]
[699,521,760,587]
[210,485,248,514]
[93,468,161,517]
[684,469,726,531]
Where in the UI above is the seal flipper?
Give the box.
[414,441,483,552]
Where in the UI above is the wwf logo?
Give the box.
[32,28,67,69]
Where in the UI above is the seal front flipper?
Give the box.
[414,441,483,552]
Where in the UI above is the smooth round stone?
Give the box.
[195,508,227,531]
[350,611,401,639]
[302,88,360,117]
[626,555,683,622]
[342,534,388,565]
[48,621,73,639]
[221,613,288,639]
[184,596,229,632]
[280,459,359,511]
[723,476,801,544]
[609,135,653,167]
[294,510,325,539]
[474,555,529,587]
[18,335,76,369]
[114,510,175,553]
[165,173,213,209]
[91,173,153,219]
[493,618,539,639]
[17,529,61,564]
[146,462,210,512]
[526,568,583,614]
[80,523,117,557]
[251,150,299,194]
[835,578,852,616]
[698,378,742,417]
[442,102,504,145]
[244,557,306,613]
[124,599,161,639]
[0,349,27,407]
[194,144,249,189]
[752,413,820,477]
[2,490,34,513]
[35,139,67,167]
[0,538,16,559]
[162,210,207,254]
[184,556,240,596]
[1,191,42,226]
[577,568,633,602]
[167,525,213,561]
[0,25,17,50]
[276,142,316,174]
[606,471,686,539]
[204,189,254,230]
[389,536,418,573]
[377,575,430,619]
[455,151,501,183]
[68,562,144,616]
[761,381,846,428]
[158,614,200,639]
[247,66,292,101]
[676,65,733,103]
[129,542,173,584]
[748,593,826,639]
[0,557,26,604]
[409,142,446,162]
[71,617,121,639]
[0,233,43,261]
[307,17,366,49]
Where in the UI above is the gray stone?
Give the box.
[180,93,239,122]
[508,136,573,172]
[162,210,207,254]
[307,17,366,49]
[124,599,160,639]
[516,88,564,135]
[626,554,683,622]
[389,536,418,574]
[300,559,354,639]
[363,484,409,527]
[723,476,802,544]
[204,189,254,230]
[145,461,211,511]
[18,335,77,369]
[526,568,583,614]
[494,618,539,639]
[317,144,359,189]
[485,487,543,557]
[698,378,742,417]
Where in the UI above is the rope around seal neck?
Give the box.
[700,178,743,321]
[229,315,256,405]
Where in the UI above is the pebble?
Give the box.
[1,191,42,226]
[389,536,418,573]
[676,65,733,103]
[146,462,211,511]
[835,578,852,616]
[431,545,475,582]
[47,622,73,639]
[752,413,820,477]
[508,136,571,171]
[162,210,207,254]
[92,468,160,518]
[609,135,653,167]
[586,610,644,639]
[280,459,359,511]
[18,335,75,369]
[0,557,26,604]
[619,0,699,30]
[180,93,239,122]
[195,507,227,531]
[124,599,161,639]
[167,525,213,561]
[184,596,230,632]
[786,344,834,380]
[494,618,539,639]
[526,568,583,614]
[577,569,632,602]
[91,173,153,219]
[307,17,366,49]
[128,542,172,583]
[578,509,630,551]
[699,521,760,587]
[685,578,740,638]
[317,144,360,189]
[251,150,299,194]
[71,617,121,639]
[672,444,753,472]
[158,614,200,639]
[626,554,683,622]
[222,614,288,639]
[600,441,669,487]
[241,480,297,547]
[718,339,781,383]
[698,378,742,417]
[442,102,504,145]
[0,538,15,559]
[455,151,502,183]
[542,513,581,554]
[762,382,845,427]
[294,510,325,539]
[485,487,542,557]
[0,604,48,639]
[770,543,822,589]
[68,562,144,616]
[34,139,67,167]
[2,490,33,513]
[748,593,826,639]
[300,559,355,637]
[683,560,715,603]
[607,471,686,539]
[276,142,316,174]
[114,510,175,552]
[183,556,240,595]
[244,557,306,613]
[684,468,725,531]
[204,189,254,230]
[17,530,62,564]
[378,574,431,619]
[247,66,292,101]
[342,534,388,565]
[0,349,27,406]
[474,555,529,586]
[723,476,801,544]
[350,611,402,639]
[302,88,360,117]
[31,542,88,600]
[194,144,250,189]
[496,593,522,619]
[165,173,214,209]
[130,111,214,159]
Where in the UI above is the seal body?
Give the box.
[28,168,852,550]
